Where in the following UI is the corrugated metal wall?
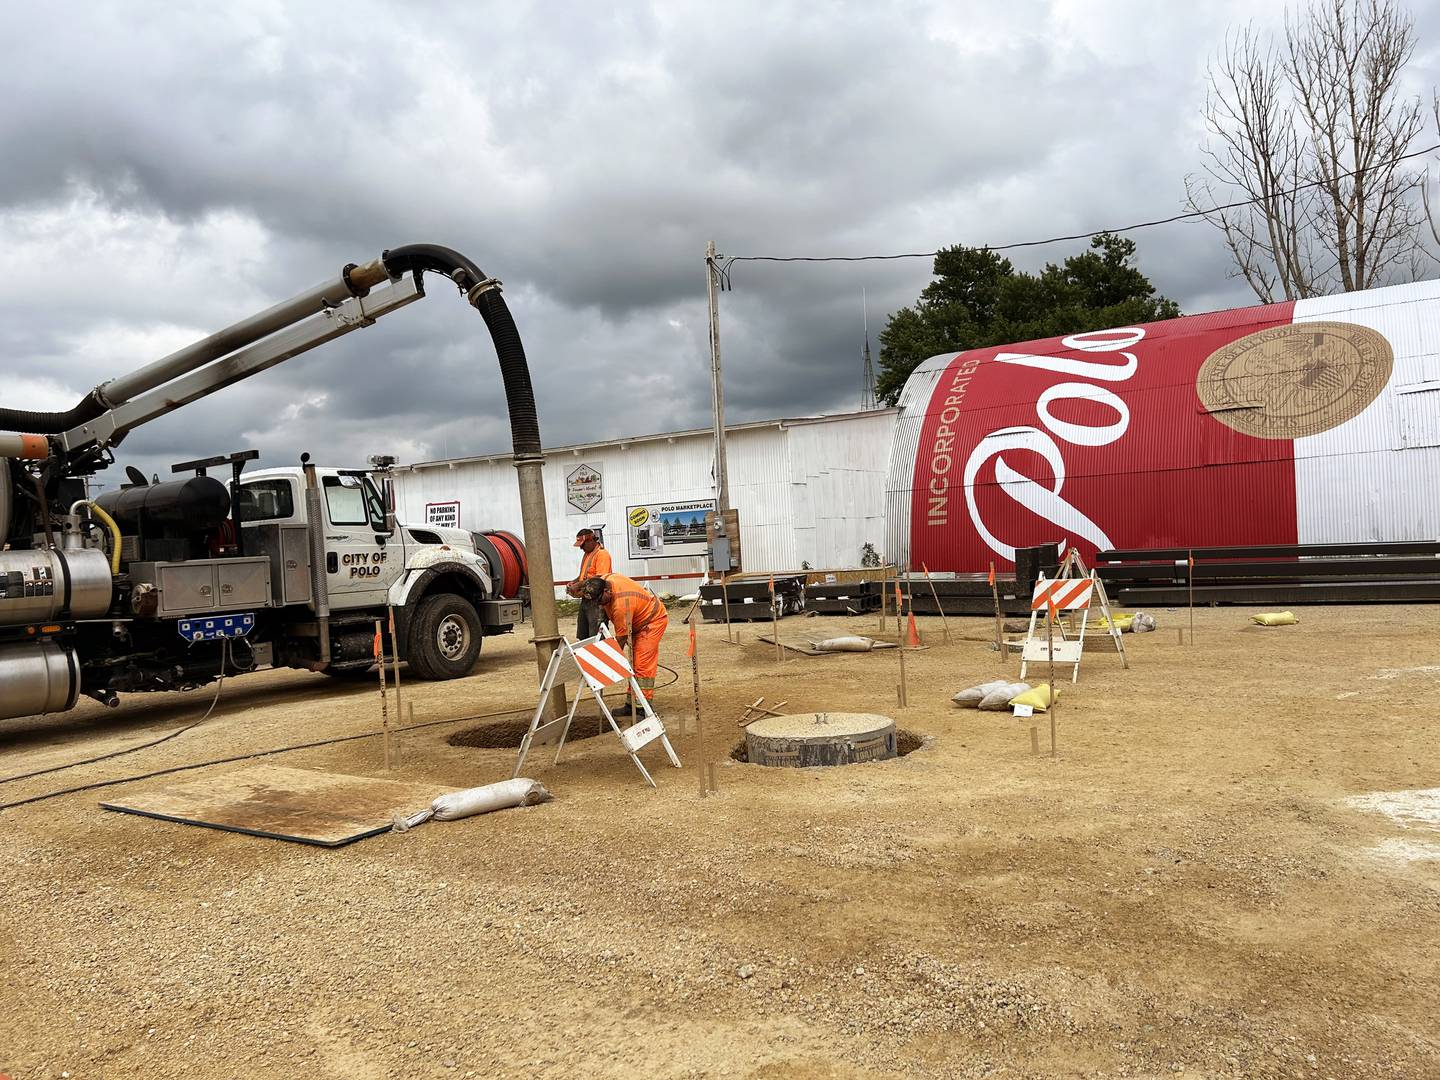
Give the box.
[789,411,894,568]
[1293,284,1440,543]
[884,362,946,571]
[392,411,895,596]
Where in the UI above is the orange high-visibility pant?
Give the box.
[627,609,668,700]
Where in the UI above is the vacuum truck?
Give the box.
[0,245,556,724]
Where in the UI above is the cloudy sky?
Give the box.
[3,1,1439,488]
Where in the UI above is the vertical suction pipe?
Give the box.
[374,246,565,725]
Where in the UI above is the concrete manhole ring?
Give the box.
[738,712,923,767]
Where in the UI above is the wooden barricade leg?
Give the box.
[633,677,681,768]
[1020,603,1041,680]
[597,693,656,788]
[1072,607,1089,684]
[513,649,565,778]
[551,686,587,764]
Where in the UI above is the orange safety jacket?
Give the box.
[599,573,665,640]
[576,545,612,584]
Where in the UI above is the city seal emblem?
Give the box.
[1196,320,1393,439]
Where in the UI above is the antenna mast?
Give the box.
[860,288,877,410]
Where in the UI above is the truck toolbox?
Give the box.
[476,598,523,626]
[130,557,274,618]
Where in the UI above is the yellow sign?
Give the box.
[628,506,650,527]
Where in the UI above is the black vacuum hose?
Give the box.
[382,244,543,458]
[0,387,107,435]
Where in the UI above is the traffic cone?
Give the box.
[906,610,921,648]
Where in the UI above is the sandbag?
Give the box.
[1251,611,1298,627]
[1093,613,1135,632]
[393,778,553,832]
[979,682,1031,711]
[433,777,553,819]
[1131,612,1156,633]
[953,679,1011,707]
[811,636,890,652]
[1010,684,1058,711]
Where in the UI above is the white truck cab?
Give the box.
[235,465,524,680]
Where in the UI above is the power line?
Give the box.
[718,143,1440,276]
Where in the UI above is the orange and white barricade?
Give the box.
[512,628,681,788]
[1020,548,1128,683]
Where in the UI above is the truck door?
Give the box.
[322,474,404,609]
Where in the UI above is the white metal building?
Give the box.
[392,408,895,595]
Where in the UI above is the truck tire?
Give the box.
[407,593,483,680]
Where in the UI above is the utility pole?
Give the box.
[860,287,877,411]
[705,240,731,514]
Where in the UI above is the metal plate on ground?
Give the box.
[100,764,456,847]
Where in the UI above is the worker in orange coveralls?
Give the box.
[580,573,667,716]
[566,527,612,639]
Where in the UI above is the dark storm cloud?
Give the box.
[3,1,1438,489]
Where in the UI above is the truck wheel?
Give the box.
[407,593,483,680]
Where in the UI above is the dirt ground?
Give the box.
[2,604,1438,1079]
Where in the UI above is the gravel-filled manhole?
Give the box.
[731,720,921,771]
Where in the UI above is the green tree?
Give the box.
[875,233,1181,406]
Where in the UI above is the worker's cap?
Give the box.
[573,528,596,547]
[579,577,607,602]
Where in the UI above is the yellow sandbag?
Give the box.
[1009,684,1059,711]
[1251,611,1298,627]
[1093,613,1135,631]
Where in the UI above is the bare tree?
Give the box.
[1186,0,1428,301]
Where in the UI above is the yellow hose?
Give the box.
[80,500,123,574]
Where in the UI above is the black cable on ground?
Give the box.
[2,654,683,809]
[0,704,531,813]
[0,640,233,787]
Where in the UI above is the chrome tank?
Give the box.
[0,547,112,626]
[0,640,80,719]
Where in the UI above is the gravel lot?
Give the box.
[2,604,1438,1078]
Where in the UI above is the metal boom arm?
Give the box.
[58,274,422,459]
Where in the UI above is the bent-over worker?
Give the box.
[566,527,612,639]
[580,573,667,716]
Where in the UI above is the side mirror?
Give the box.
[382,476,398,535]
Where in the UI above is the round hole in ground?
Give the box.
[731,719,927,765]
[448,718,610,750]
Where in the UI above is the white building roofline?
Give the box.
[396,406,898,472]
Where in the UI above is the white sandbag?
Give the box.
[952,679,1011,707]
[433,777,553,819]
[978,682,1031,711]
[811,636,880,652]
[1132,612,1156,633]
[392,778,553,832]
